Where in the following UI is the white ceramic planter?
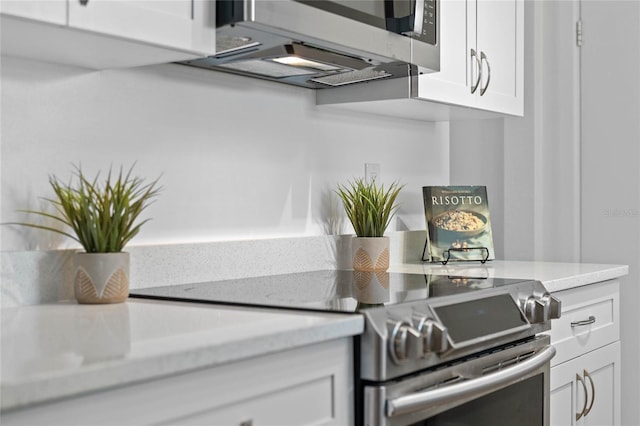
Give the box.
[352,236,390,272]
[73,252,129,304]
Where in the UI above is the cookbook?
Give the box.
[422,186,495,262]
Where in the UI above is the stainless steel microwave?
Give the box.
[179,0,439,88]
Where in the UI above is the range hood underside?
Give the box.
[179,23,421,89]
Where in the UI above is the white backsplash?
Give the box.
[1,55,449,253]
[1,231,428,307]
[1,55,446,307]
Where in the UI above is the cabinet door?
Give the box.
[67,0,215,55]
[416,0,475,108]
[474,0,524,115]
[550,341,620,426]
[0,0,66,25]
[169,375,337,425]
[416,0,523,116]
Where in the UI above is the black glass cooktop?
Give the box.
[129,270,532,313]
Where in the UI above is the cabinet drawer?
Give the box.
[168,375,334,425]
[548,280,619,367]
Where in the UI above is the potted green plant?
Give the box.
[10,164,161,304]
[336,178,403,272]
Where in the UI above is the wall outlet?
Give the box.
[365,163,380,183]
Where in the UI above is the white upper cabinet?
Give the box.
[415,0,473,108]
[67,0,215,56]
[417,0,524,116]
[0,0,216,69]
[317,0,524,121]
[0,0,66,25]
[473,0,523,114]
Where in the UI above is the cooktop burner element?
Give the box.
[129,270,531,313]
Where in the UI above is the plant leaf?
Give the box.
[6,164,162,252]
[336,178,404,237]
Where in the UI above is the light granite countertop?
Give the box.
[0,299,363,412]
[390,260,628,293]
[1,259,627,413]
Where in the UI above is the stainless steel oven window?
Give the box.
[364,336,554,426]
[423,375,544,426]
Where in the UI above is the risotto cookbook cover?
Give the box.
[422,186,495,262]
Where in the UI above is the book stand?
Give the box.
[422,239,490,265]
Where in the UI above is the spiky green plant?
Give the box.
[336,178,404,237]
[10,164,161,253]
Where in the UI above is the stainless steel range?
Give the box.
[130,270,560,426]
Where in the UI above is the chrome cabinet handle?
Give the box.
[470,49,482,94]
[576,373,588,421]
[479,51,491,96]
[387,346,556,417]
[571,315,596,327]
[584,369,596,417]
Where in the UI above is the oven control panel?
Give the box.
[414,316,448,354]
[519,293,561,324]
[362,278,561,381]
[388,316,449,364]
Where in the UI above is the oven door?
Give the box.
[363,336,555,426]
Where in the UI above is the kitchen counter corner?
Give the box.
[0,299,363,412]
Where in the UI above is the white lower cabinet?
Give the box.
[2,338,354,426]
[550,342,620,426]
[549,280,621,426]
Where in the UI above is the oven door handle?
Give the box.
[386,345,556,418]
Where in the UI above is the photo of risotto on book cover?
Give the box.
[422,186,495,262]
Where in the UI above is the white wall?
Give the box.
[449,119,505,259]
[1,56,449,251]
[503,0,582,263]
[580,3,640,425]
[454,4,639,423]
[504,1,640,424]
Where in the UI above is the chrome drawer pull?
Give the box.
[571,316,596,327]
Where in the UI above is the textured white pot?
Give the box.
[352,236,390,272]
[73,252,129,304]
